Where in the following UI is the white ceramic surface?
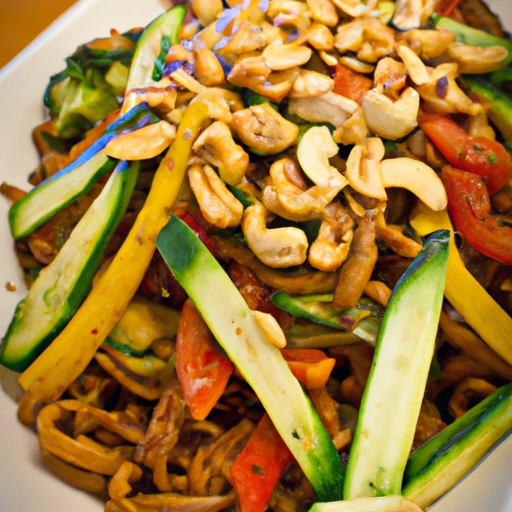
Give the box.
[0,1,511,511]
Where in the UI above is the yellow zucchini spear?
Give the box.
[410,202,512,366]
[18,102,209,425]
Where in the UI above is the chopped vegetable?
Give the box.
[0,160,139,371]
[156,215,344,501]
[17,102,208,424]
[344,231,449,498]
[403,383,512,509]
[230,414,294,512]
[463,75,512,142]
[441,165,512,264]
[419,113,512,194]
[432,14,512,65]
[410,203,512,366]
[176,299,233,420]
[271,292,382,344]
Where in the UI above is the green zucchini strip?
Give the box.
[403,383,512,509]
[156,215,344,502]
[344,231,449,499]
[0,161,139,371]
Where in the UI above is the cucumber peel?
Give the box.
[1,161,139,371]
[9,103,157,239]
[344,230,449,499]
[156,215,344,502]
[271,292,382,344]
[403,383,512,509]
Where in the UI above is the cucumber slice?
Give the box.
[309,496,422,512]
[271,292,382,344]
[405,382,512,479]
[125,6,186,93]
[0,161,139,371]
[106,296,180,353]
[156,215,344,502]
[9,103,154,239]
[403,383,512,509]
[344,231,449,499]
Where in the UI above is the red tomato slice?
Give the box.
[176,299,233,420]
[420,114,512,195]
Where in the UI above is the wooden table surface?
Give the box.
[0,0,77,68]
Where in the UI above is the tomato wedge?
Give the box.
[441,166,512,264]
[230,414,294,512]
[176,299,233,420]
[420,114,512,195]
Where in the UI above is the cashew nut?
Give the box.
[307,0,339,27]
[188,164,244,229]
[333,107,370,146]
[398,30,456,60]
[263,158,346,221]
[294,22,335,51]
[380,157,447,211]
[191,87,244,126]
[447,43,509,74]
[392,0,436,30]
[215,21,269,63]
[288,92,359,128]
[170,68,206,94]
[232,103,299,155]
[263,42,313,71]
[242,202,308,268]
[192,121,249,186]
[373,57,408,99]
[345,138,387,201]
[267,0,312,32]
[338,56,375,74]
[362,87,420,140]
[104,121,176,160]
[190,0,223,27]
[309,202,355,272]
[331,0,367,18]
[415,63,483,116]
[252,310,287,348]
[297,126,348,188]
[228,57,299,103]
[289,69,334,98]
[397,45,431,85]
[193,45,226,87]
[334,18,395,63]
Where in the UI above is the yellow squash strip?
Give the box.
[410,203,512,365]
[17,102,209,424]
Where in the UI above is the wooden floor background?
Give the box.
[0,0,77,68]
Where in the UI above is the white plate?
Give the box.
[0,1,511,511]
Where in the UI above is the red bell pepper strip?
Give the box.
[434,0,463,17]
[419,114,512,195]
[332,64,373,106]
[441,166,512,264]
[176,299,233,420]
[230,414,294,512]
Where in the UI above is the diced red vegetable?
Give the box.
[176,299,233,420]
[434,0,463,17]
[230,414,294,512]
[332,64,372,106]
[420,114,512,195]
[441,165,512,264]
